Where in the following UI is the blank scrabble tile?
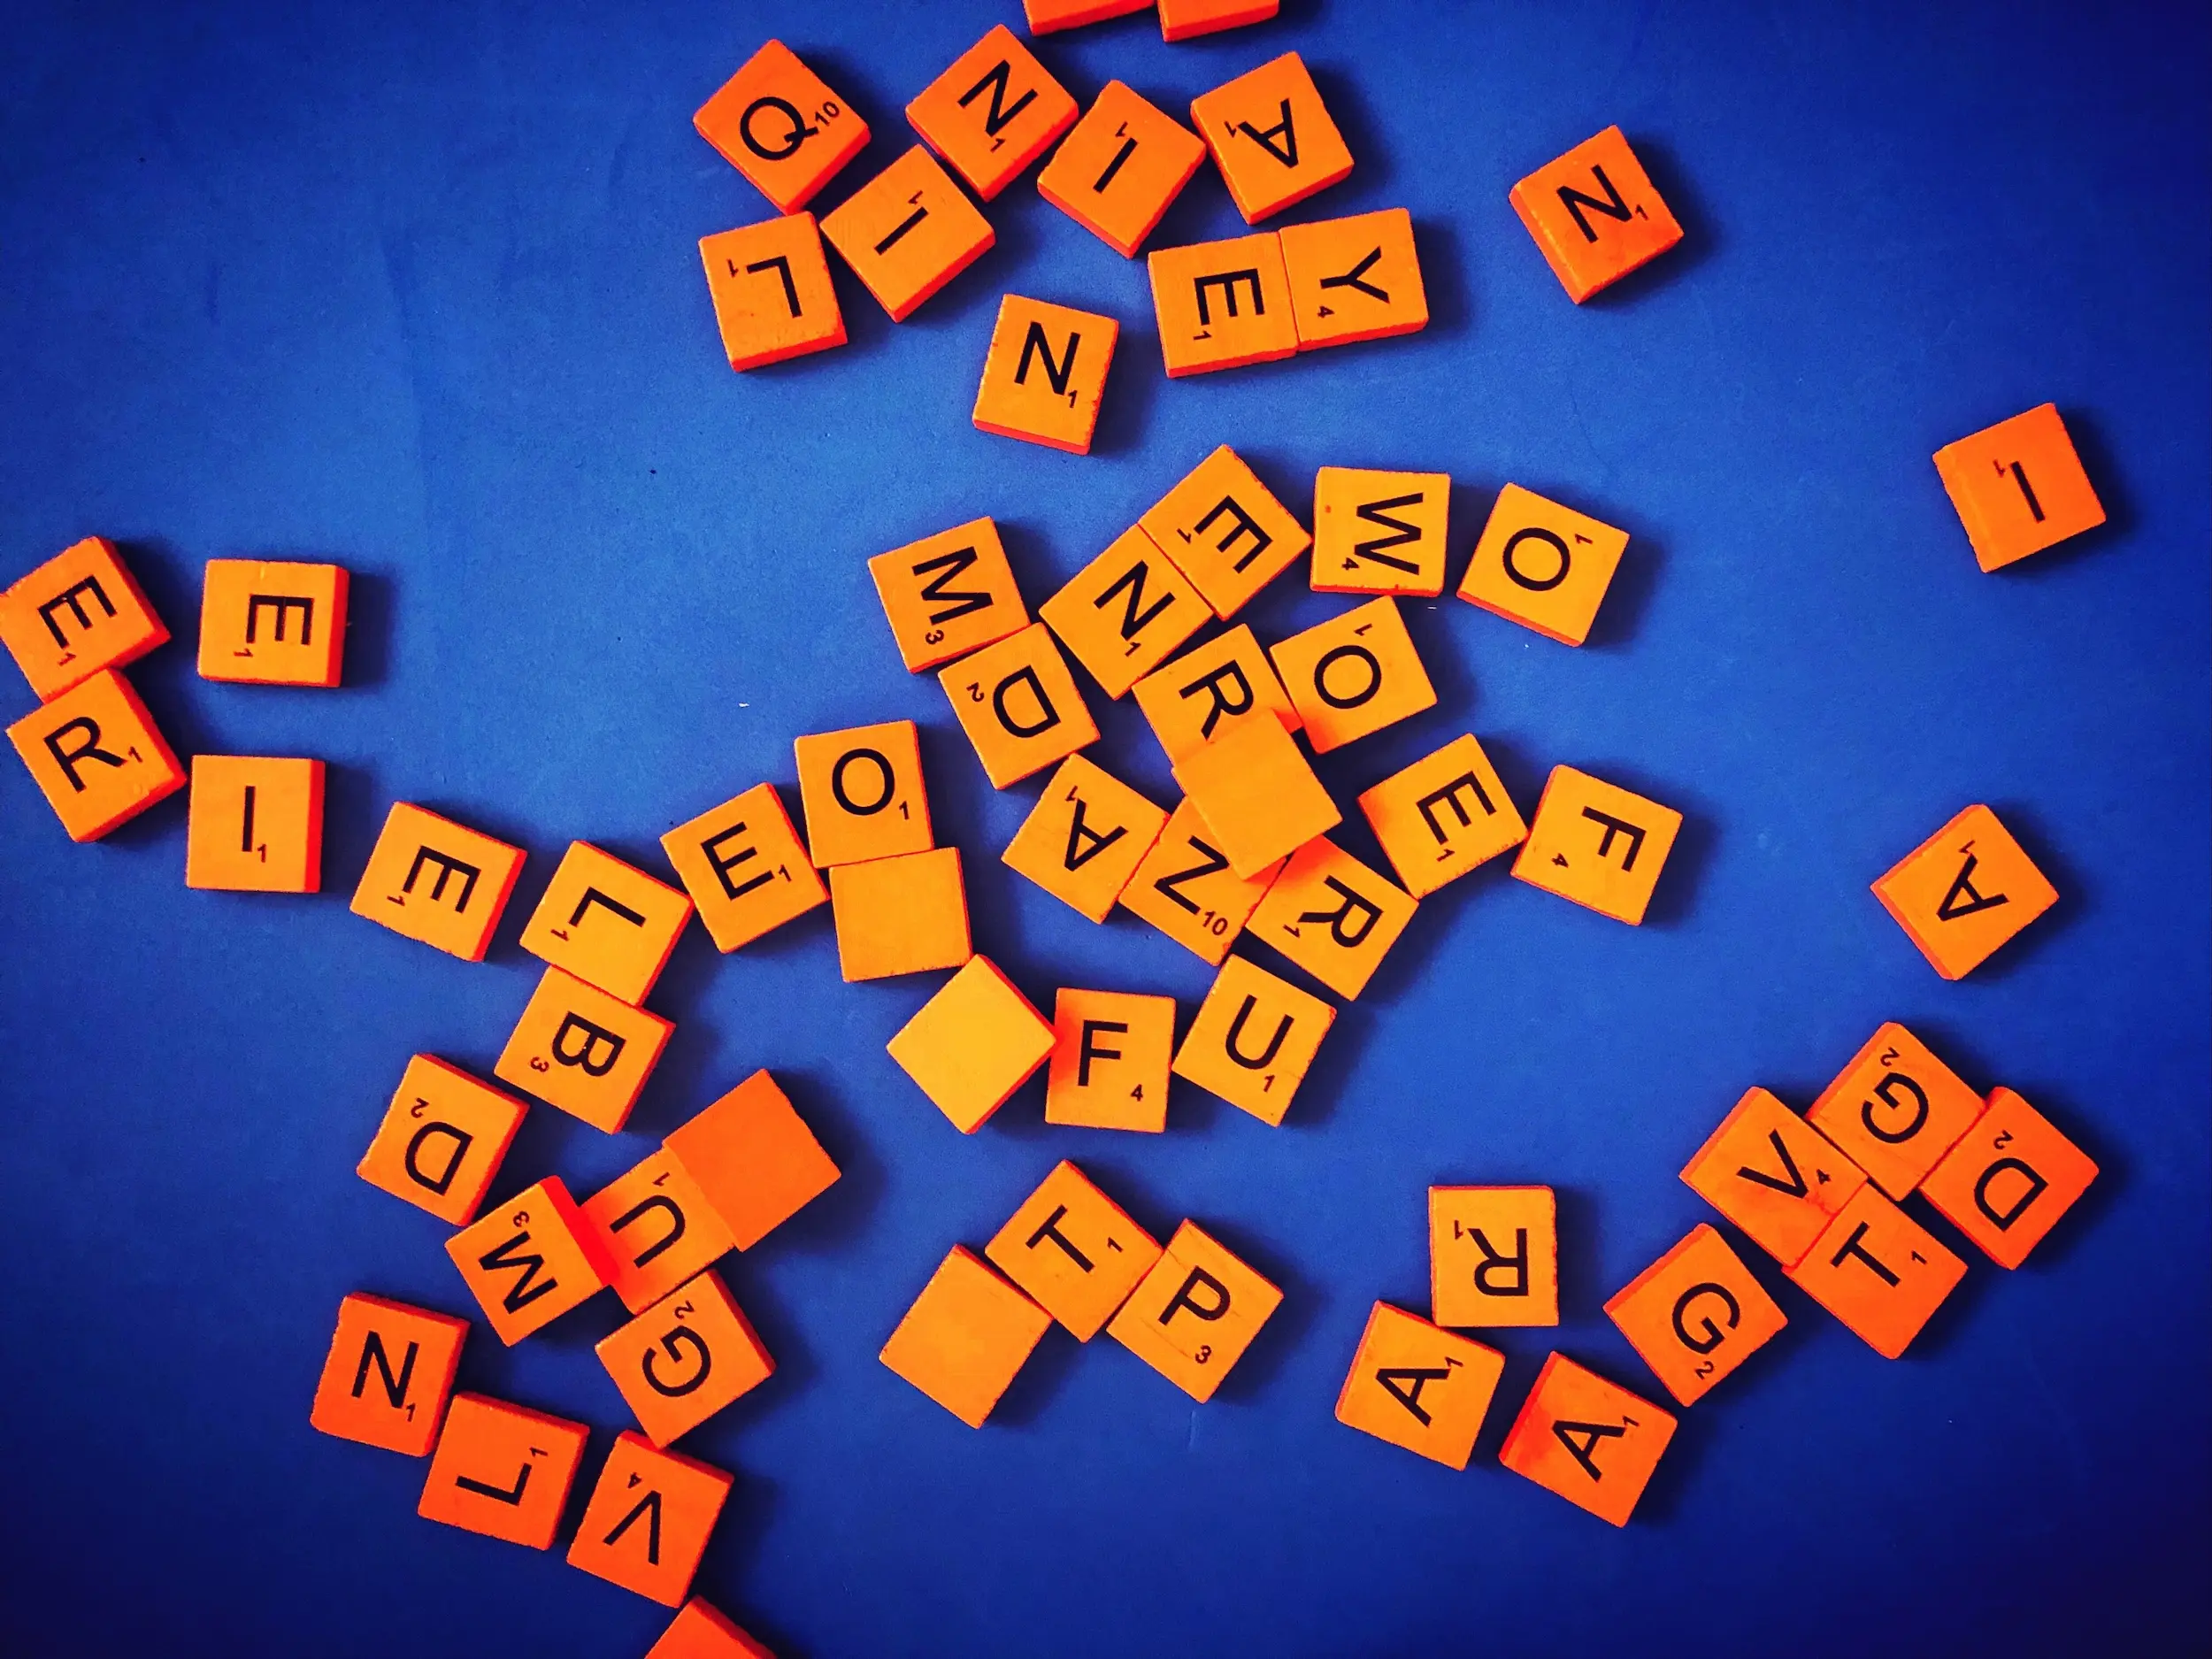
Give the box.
[1431,1186,1558,1328]
[973,295,1119,455]
[1604,1224,1786,1407]
[1037,80,1205,256]
[1170,711,1340,879]
[519,841,693,1004]
[1334,1302,1504,1471]
[1920,1087,2098,1270]
[1357,734,1526,899]
[444,1177,614,1345]
[1510,765,1681,926]
[1040,526,1207,698]
[580,1148,737,1316]
[1158,0,1277,40]
[1132,624,1302,764]
[987,1159,1163,1339]
[699,213,846,372]
[495,965,673,1133]
[357,1054,527,1226]
[1456,483,1628,647]
[1148,233,1296,377]
[8,668,184,841]
[1189,52,1351,223]
[418,1394,588,1549]
[568,1432,733,1607]
[184,755,323,893]
[1872,803,2057,980]
[694,40,869,212]
[1509,126,1682,303]
[906,24,1078,201]
[597,1270,774,1446]
[661,782,826,953]
[1806,1024,1987,1201]
[869,517,1030,672]
[647,1600,777,1659]
[1045,987,1176,1132]
[1002,753,1169,923]
[1310,466,1448,595]
[1281,211,1428,351]
[1171,953,1333,1125]
[1139,447,1310,617]
[1680,1087,1868,1269]
[1119,798,1283,964]
[1934,403,2105,572]
[196,559,348,687]
[311,1293,469,1456]
[1247,836,1417,999]
[939,621,1099,787]
[887,955,1056,1133]
[1786,1185,1966,1358]
[664,1070,840,1251]
[1497,1354,1675,1526]
[820,147,995,322]
[1107,1220,1281,1402]
[349,801,526,961]
[829,847,972,980]
[1268,596,1435,753]
[0,536,167,701]
[795,719,932,869]
[880,1246,1052,1427]
[1026,0,1153,31]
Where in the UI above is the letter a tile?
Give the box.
[1188,52,1352,223]
[1334,1302,1504,1471]
[1871,803,2057,980]
[1497,1354,1675,1525]
[1001,752,1168,922]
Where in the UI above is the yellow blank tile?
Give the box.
[1268,596,1436,753]
[939,621,1100,787]
[986,1159,1163,1339]
[1171,954,1333,1125]
[887,956,1056,1133]
[1107,1220,1282,1402]
[1356,734,1525,899]
[1170,711,1340,879]
[1456,483,1628,648]
[1000,753,1168,923]
[518,841,693,1004]
[830,847,972,982]
[185,755,323,893]
[880,1246,1052,1427]
[349,801,526,961]
[795,719,931,868]
[1139,446,1310,618]
[869,516,1029,673]
[1118,798,1283,964]
[1431,1186,1557,1328]
[1510,765,1682,926]
[1247,836,1417,1000]
[1040,526,1208,698]
[1310,467,1448,596]
[1045,987,1176,1132]
[1334,1302,1504,1471]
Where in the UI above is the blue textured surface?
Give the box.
[2,3,2206,1655]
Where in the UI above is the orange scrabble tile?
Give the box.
[1431,1186,1557,1328]
[418,1394,588,1549]
[906,24,1078,202]
[0,536,166,701]
[819,147,995,322]
[1872,803,2057,980]
[1106,1220,1281,1402]
[1171,953,1333,1125]
[598,1270,775,1446]
[1037,80,1204,257]
[520,841,693,1004]
[880,1245,1052,1427]
[356,1055,527,1227]
[987,1159,1164,1339]
[1806,1024,1987,1202]
[661,782,826,953]
[349,801,526,962]
[1681,1087,1869,1269]
[1158,0,1277,40]
[1498,1354,1675,1526]
[8,668,184,841]
[887,955,1056,1133]
[495,966,673,1133]
[1045,987,1177,1132]
[1786,1185,1966,1358]
[973,295,1119,455]
[581,1148,737,1316]
[869,517,1030,672]
[664,1071,840,1251]
[445,1177,613,1345]
[1002,753,1169,923]
[1509,126,1683,303]
[1310,465,1448,595]
[184,755,323,893]
[196,559,347,687]
[1511,765,1682,926]
[647,1600,777,1659]
[1119,798,1283,964]
[1248,836,1417,999]
[1457,483,1628,647]
[1268,595,1435,754]
[1170,709,1339,879]
[1041,526,1208,698]
[939,621,1099,787]
[693,40,868,213]
[310,1293,469,1456]
[699,213,845,372]
[568,1432,733,1607]
[794,718,931,868]
[1189,52,1351,223]
[1132,625,1301,764]
[1282,210,1428,351]
[1147,233,1297,376]
[1920,1087,2098,1270]
[1603,1224,1786,1407]
[1027,0,1153,30]
[1934,403,2105,572]
[1333,1302,1505,1471]
[828,847,972,980]
[1138,447,1310,617]
[1358,734,1526,899]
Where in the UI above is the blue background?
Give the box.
[2,2,2206,1655]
